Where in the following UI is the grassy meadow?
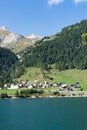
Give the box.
[0,67,87,97]
[17,65,87,91]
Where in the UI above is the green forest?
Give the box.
[0,47,18,86]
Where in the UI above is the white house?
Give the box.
[27,84,33,89]
[8,83,19,89]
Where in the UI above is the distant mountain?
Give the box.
[0,26,42,53]
[0,26,23,46]
[26,34,42,43]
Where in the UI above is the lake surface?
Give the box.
[0,97,87,130]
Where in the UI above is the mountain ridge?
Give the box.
[0,26,42,53]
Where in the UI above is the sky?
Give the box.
[0,0,87,37]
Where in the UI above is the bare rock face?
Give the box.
[0,26,42,53]
[0,32,23,46]
[3,33,22,44]
[0,26,23,47]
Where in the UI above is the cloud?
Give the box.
[74,0,87,4]
[48,0,64,5]
[48,0,87,5]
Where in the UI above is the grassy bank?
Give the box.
[17,66,87,90]
[0,89,18,97]
[0,88,87,99]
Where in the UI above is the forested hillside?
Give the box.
[0,47,18,86]
[11,20,87,78]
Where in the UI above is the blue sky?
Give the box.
[0,0,87,36]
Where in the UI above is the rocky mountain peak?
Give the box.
[26,34,42,43]
[0,26,42,53]
[26,34,42,39]
[0,26,8,31]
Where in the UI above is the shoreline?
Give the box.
[0,94,87,99]
[1,91,87,99]
[1,96,87,100]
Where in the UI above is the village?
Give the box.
[1,80,82,92]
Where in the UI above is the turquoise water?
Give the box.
[0,97,87,130]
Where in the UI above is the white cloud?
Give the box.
[74,0,87,4]
[48,0,87,5]
[48,0,64,5]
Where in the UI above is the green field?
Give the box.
[17,66,87,90]
[0,67,87,97]
[0,89,18,97]
[55,69,87,90]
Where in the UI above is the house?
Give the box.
[8,83,19,89]
[3,84,8,89]
[70,84,82,91]
[27,84,34,89]
[39,81,49,88]
[59,83,68,91]
[50,83,58,87]
[42,81,49,88]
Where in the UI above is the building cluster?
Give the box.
[1,80,82,91]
